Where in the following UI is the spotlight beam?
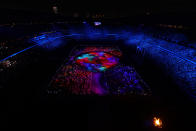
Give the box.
[0,44,39,62]
[0,34,68,63]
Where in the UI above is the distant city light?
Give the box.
[52,6,58,14]
[153,117,163,128]
[94,22,102,26]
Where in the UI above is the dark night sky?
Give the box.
[0,0,196,15]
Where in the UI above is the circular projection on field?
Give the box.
[76,52,119,72]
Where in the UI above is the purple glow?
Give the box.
[94,22,102,26]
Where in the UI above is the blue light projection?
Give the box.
[31,32,65,50]
[126,33,196,100]
[0,44,38,62]
[104,65,151,95]
[0,32,66,62]
[65,24,130,40]
[1,25,126,62]
[2,23,195,99]
[29,25,196,100]
[33,27,195,94]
